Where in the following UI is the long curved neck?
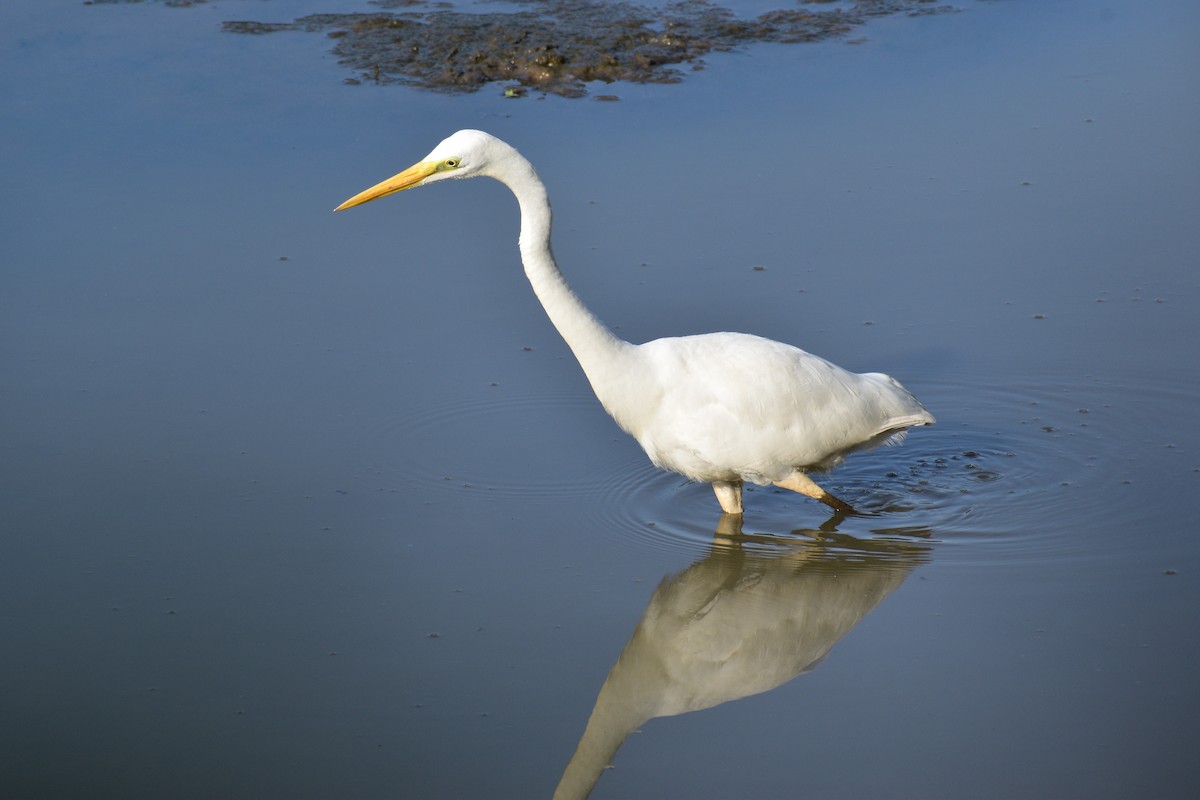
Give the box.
[494,154,631,397]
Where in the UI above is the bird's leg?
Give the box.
[773,471,856,514]
[712,480,744,515]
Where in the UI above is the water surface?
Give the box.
[2,1,1198,798]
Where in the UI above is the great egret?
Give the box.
[336,130,934,515]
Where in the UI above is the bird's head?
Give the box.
[334,129,507,212]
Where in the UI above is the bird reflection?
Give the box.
[553,516,931,800]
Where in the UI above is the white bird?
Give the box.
[335,130,934,515]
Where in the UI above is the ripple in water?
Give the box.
[354,372,1195,567]
[809,371,1188,568]
[592,373,1138,562]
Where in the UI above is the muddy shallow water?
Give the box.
[220,0,955,97]
[3,1,1199,798]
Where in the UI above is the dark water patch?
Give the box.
[350,387,725,549]
[217,0,962,98]
[356,392,644,501]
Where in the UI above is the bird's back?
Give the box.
[603,332,932,485]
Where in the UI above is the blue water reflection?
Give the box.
[555,521,930,798]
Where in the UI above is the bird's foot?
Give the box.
[773,471,857,514]
[819,491,856,515]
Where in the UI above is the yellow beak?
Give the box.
[334,160,440,212]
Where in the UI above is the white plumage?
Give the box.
[336,130,934,514]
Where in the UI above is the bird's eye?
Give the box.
[443,158,460,168]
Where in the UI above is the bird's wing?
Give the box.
[633,333,925,481]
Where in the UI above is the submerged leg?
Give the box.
[773,471,855,513]
[711,480,744,515]
[714,512,743,539]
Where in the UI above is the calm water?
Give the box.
[3,1,1198,798]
